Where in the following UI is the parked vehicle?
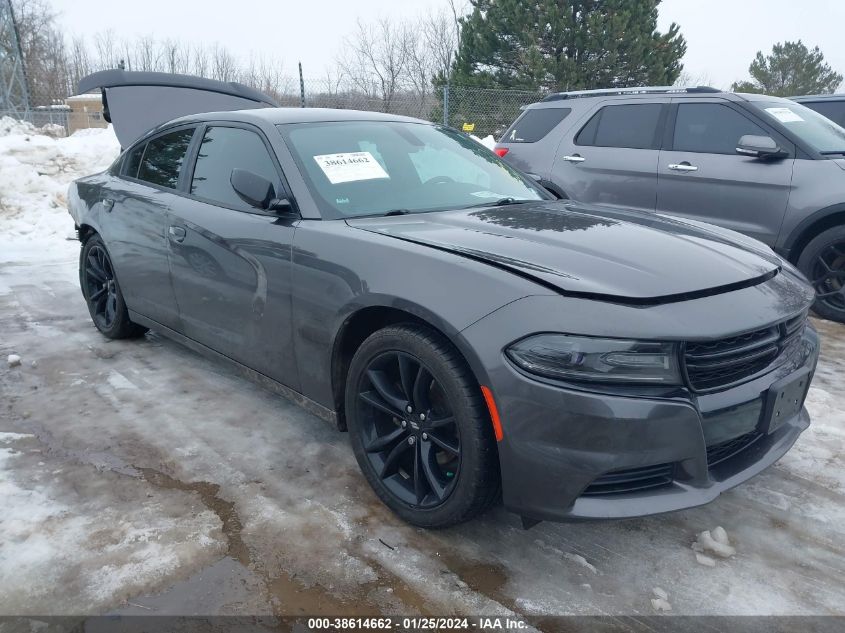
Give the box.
[69,72,818,528]
[792,94,845,128]
[495,86,845,323]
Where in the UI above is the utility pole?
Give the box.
[0,0,31,116]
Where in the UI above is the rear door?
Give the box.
[549,99,668,211]
[656,99,795,245]
[103,125,197,329]
[167,122,300,389]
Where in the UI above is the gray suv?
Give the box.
[496,87,845,322]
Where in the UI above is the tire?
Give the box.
[345,323,500,527]
[79,234,148,339]
[797,225,845,323]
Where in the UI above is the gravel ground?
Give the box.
[1,121,843,620]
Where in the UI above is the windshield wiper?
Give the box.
[381,209,412,216]
[820,150,845,155]
[464,197,536,209]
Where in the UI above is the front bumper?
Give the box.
[474,323,819,522]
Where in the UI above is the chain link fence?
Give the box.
[2,80,545,141]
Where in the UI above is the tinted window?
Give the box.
[576,104,663,149]
[124,143,145,178]
[797,101,845,128]
[137,128,195,189]
[279,121,545,219]
[501,108,571,143]
[190,127,281,209]
[673,104,765,154]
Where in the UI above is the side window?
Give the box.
[576,104,663,149]
[502,108,571,143]
[673,104,766,155]
[123,143,146,178]
[801,101,845,128]
[137,128,195,189]
[190,126,281,209]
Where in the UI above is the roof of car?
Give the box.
[523,87,793,110]
[170,107,429,127]
[791,94,845,102]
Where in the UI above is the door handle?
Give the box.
[168,225,186,243]
[562,155,586,163]
[102,198,115,212]
[668,162,698,172]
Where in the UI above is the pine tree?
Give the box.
[731,41,843,97]
[452,0,686,91]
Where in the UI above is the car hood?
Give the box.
[347,201,782,304]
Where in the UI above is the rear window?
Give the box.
[799,101,845,128]
[501,108,571,143]
[576,104,663,150]
[137,128,195,189]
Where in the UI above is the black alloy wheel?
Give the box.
[810,241,845,313]
[345,324,500,527]
[83,243,119,331]
[79,234,147,339]
[356,350,461,508]
[798,225,845,323]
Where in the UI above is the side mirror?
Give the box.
[230,168,292,212]
[736,135,787,160]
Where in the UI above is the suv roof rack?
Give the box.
[541,86,721,102]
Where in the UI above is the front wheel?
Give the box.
[79,234,147,339]
[797,225,845,323]
[345,324,500,527]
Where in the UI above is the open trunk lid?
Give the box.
[78,70,279,148]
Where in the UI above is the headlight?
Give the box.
[506,334,682,385]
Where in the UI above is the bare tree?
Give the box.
[338,18,409,112]
[192,43,209,78]
[93,29,119,70]
[211,44,239,82]
[424,4,462,83]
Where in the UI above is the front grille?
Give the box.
[581,463,674,496]
[706,431,763,467]
[683,313,807,392]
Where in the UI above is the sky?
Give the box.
[47,0,845,90]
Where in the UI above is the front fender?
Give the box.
[290,220,552,409]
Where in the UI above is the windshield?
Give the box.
[752,100,845,154]
[277,121,546,218]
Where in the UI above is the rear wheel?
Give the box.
[345,324,500,527]
[79,234,147,339]
[798,225,845,323]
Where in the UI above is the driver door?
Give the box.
[656,99,796,245]
[167,123,300,389]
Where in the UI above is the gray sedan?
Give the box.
[68,71,819,527]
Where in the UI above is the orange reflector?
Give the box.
[480,385,504,442]
[494,147,509,157]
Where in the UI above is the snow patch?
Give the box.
[692,527,736,558]
[564,552,597,574]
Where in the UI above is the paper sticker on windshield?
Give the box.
[470,190,509,198]
[765,107,804,123]
[313,152,389,184]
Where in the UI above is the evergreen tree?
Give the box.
[731,41,843,97]
[452,0,686,91]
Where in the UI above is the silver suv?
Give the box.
[495,87,845,322]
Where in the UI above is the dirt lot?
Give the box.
[1,122,844,621]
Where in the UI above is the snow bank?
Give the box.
[0,116,120,262]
